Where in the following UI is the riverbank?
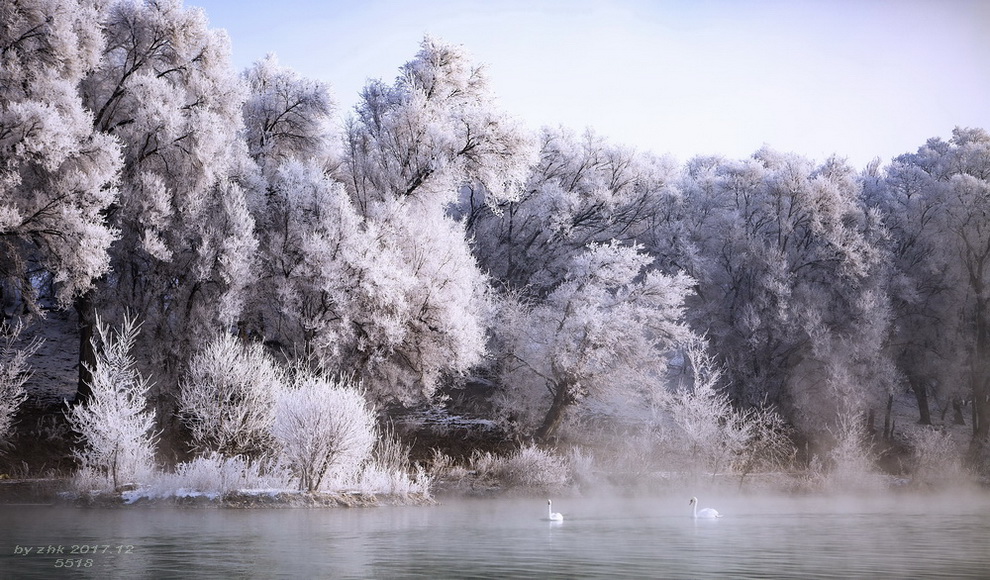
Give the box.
[0,478,436,508]
[4,469,984,510]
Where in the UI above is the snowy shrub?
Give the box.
[734,405,796,478]
[667,343,795,480]
[669,344,748,474]
[471,445,570,491]
[273,374,376,492]
[815,412,881,492]
[0,322,40,446]
[907,425,966,487]
[564,446,599,488]
[180,334,284,458]
[65,314,158,490]
[427,448,472,485]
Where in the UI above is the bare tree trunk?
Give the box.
[883,394,894,440]
[972,295,990,439]
[534,382,575,444]
[74,289,97,404]
[953,398,966,425]
[910,378,931,425]
[976,379,990,440]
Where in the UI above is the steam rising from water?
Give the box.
[3,490,989,578]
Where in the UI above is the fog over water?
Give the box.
[3,491,989,579]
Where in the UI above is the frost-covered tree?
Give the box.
[890,128,990,438]
[77,0,256,404]
[351,207,490,402]
[460,127,684,295]
[244,160,355,360]
[498,241,694,442]
[65,314,158,490]
[273,373,376,492]
[241,54,335,173]
[241,37,530,405]
[0,0,121,315]
[680,150,891,437]
[0,322,42,445]
[243,159,488,403]
[343,35,532,214]
[274,36,532,404]
[179,333,284,458]
[862,154,964,426]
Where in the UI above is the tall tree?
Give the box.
[498,241,694,442]
[320,36,533,403]
[77,0,256,405]
[893,128,990,439]
[460,127,682,295]
[679,149,891,437]
[239,55,338,355]
[343,35,532,215]
[241,54,335,174]
[0,0,121,317]
[862,155,964,426]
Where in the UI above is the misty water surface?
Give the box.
[2,493,989,579]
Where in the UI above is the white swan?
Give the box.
[689,497,721,518]
[547,499,563,521]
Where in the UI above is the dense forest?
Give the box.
[1,0,987,495]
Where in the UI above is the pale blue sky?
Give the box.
[190,0,989,168]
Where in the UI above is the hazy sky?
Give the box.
[189,0,989,168]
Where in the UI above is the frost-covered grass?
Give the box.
[110,453,293,504]
[355,463,431,497]
[138,453,293,498]
[114,450,432,504]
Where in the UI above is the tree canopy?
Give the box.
[3,0,990,462]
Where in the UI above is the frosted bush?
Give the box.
[668,343,796,479]
[180,334,284,458]
[427,449,472,485]
[565,446,599,488]
[907,425,966,487]
[273,374,376,492]
[372,423,411,474]
[819,413,881,492]
[0,322,40,446]
[471,444,570,491]
[668,345,733,473]
[65,314,158,490]
[734,405,796,479]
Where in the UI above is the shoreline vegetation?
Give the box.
[1,469,986,510]
[2,394,986,510]
[2,1,989,506]
[2,315,987,509]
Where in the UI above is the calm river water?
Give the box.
[2,492,988,579]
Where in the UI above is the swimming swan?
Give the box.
[689,497,721,518]
[547,499,563,521]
